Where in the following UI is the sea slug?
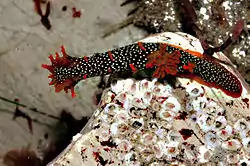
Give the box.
[42,32,242,98]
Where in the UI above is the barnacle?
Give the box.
[104,103,120,115]
[165,141,180,158]
[162,96,181,112]
[159,110,175,122]
[197,146,212,163]
[98,130,110,142]
[117,140,132,152]
[216,125,233,140]
[221,139,242,151]
[141,133,157,145]
[114,111,129,122]
[226,153,240,164]
[205,131,221,148]
[186,84,204,97]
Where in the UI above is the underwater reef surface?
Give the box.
[48,31,250,166]
[104,0,249,84]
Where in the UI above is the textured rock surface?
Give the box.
[0,0,248,165]
[106,0,250,83]
[48,32,250,165]
[48,77,250,165]
[0,0,146,163]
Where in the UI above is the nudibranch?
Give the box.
[42,32,242,98]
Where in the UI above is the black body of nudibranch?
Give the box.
[42,43,159,97]
[42,42,242,98]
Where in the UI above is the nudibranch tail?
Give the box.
[144,43,242,98]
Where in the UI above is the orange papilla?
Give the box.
[53,79,77,98]
[108,51,115,61]
[137,42,146,51]
[54,79,72,92]
[183,62,196,73]
[70,87,76,98]
[54,82,67,93]
[146,49,181,78]
[83,74,88,79]
[60,45,67,56]
[48,54,55,63]
[48,74,53,78]
[55,52,60,61]
[41,64,54,72]
[49,79,56,85]
[145,43,206,79]
[83,56,88,62]
[145,62,154,68]
[166,65,178,75]
[129,64,137,72]
[159,43,167,56]
[153,66,165,78]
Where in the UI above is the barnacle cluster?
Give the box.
[59,76,250,165]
